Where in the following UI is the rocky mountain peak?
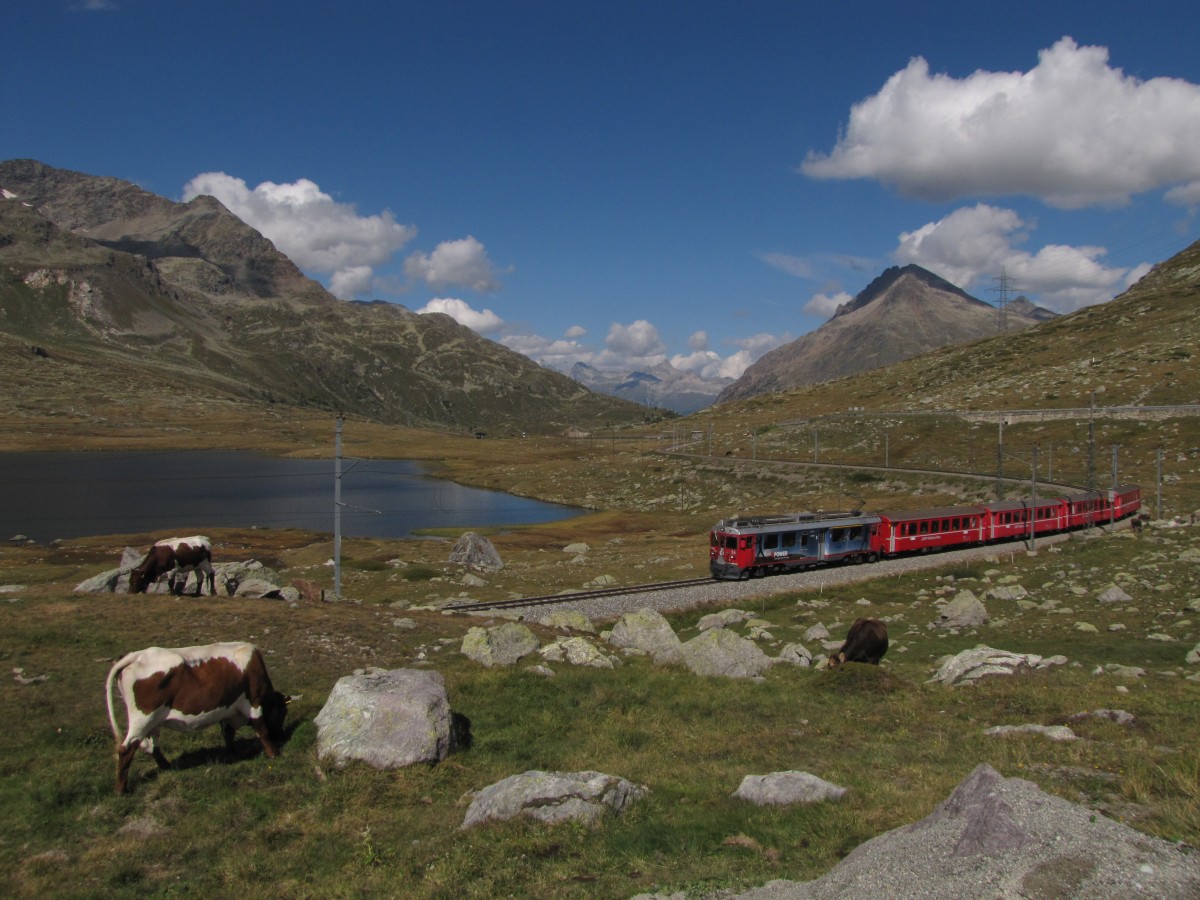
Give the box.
[717,265,1056,404]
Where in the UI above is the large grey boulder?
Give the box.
[73,547,145,593]
[314,669,453,769]
[680,629,773,679]
[935,590,988,628]
[607,608,684,664]
[449,532,504,572]
[929,645,1065,686]
[461,623,539,667]
[461,770,648,829]
[733,771,847,806]
[709,763,1200,899]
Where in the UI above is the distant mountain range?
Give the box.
[717,264,1057,403]
[568,361,733,414]
[0,159,658,434]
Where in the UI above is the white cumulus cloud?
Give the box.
[404,236,502,292]
[802,37,1200,208]
[416,297,504,334]
[182,172,417,298]
[564,324,587,339]
[601,320,667,366]
[895,203,1142,311]
[803,291,853,319]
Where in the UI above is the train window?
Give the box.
[782,532,796,548]
[848,526,863,541]
[724,536,737,550]
[918,521,929,535]
[763,534,778,550]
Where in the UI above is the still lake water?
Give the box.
[0,451,579,543]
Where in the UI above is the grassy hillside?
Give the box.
[2,517,1198,897]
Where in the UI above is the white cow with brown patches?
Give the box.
[105,642,289,794]
[128,536,216,596]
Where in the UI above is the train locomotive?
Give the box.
[709,484,1142,580]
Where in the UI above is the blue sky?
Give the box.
[4,1,1199,381]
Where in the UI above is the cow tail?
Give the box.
[105,652,138,742]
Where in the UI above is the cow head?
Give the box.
[826,652,846,670]
[261,691,291,740]
[128,566,149,594]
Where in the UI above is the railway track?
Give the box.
[441,577,715,613]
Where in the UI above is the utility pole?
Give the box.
[996,419,1005,500]
[1157,444,1164,519]
[884,432,890,468]
[1110,444,1119,527]
[334,414,344,599]
[813,429,819,463]
[1087,390,1096,491]
[1029,443,1038,551]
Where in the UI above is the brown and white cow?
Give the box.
[128,536,216,596]
[827,617,889,668]
[105,642,288,794]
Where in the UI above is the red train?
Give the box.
[709,485,1142,580]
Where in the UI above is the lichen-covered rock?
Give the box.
[680,628,773,678]
[776,643,814,666]
[461,770,648,829]
[537,610,596,633]
[929,645,1065,686]
[936,590,988,628]
[606,608,683,665]
[984,724,1077,742]
[697,608,753,632]
[449,532,504,571]
[733,771,847,806]
[1096,584,1133,604]
[542,637,613,669]
[314,669,453,769]
[461,623,539,667]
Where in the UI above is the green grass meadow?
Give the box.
[2,522,1198,898]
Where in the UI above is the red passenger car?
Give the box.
[874,506,986,556]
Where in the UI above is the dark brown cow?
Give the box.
[105,642,289,794]
[827,617,888,668]
[128,535,215,596]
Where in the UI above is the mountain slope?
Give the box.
[0,160,655,433]
[718,265,1054,403]
[702,239,1200,422]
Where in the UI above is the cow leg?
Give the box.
[140,735,171,769]
[222,722,238,755]
[115,743,139,795]
[168,570,179,595]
